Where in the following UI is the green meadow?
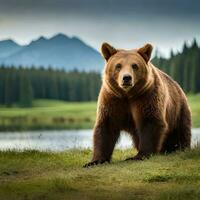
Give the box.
[187,94,200,128]
[0,147,200,200]
[0,94,200,131]
[0,100,97,131]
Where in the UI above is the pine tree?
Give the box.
[0,66,5,104]
[4,70,13,107]
[19,73,33,107]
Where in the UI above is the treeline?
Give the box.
[0,67,101,107]
[0,39,200,107]
[152,39,200,93]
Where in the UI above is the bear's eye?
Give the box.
[115,63,122,70]
[131,64,138,70]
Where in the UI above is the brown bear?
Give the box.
[84,42,191,167]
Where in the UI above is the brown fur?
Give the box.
[83,43,191,167]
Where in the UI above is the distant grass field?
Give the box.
[0,94,200,131]
[0,147,200,200]
[0,100,97,131]
[187,94,200,128]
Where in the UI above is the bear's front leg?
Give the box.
[126,120,167,161]
[83,120,120,167]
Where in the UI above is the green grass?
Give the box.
[0,93,200,131]
[0,147,200,200]
[0,100,97,131]
[188,94,200,127]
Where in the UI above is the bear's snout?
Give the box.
[120,73,134,91]
[122,74,132,84]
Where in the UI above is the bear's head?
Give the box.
[101,43,153,96]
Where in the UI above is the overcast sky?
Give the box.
[0,0,200,56]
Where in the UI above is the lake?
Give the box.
[0,129,200,151]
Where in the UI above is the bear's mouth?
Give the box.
[121,83,133,90]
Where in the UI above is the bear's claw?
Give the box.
[83,160,109,168]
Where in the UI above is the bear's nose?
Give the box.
[123,75,132,83]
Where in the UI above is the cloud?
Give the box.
[0,0,200,18]
[0,0,199,56]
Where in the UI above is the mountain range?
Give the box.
[0,34,104,71]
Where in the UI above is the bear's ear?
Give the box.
[137,43,153,63]
[101,42,117,61]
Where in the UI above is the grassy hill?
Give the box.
[0,147,200,200]
[0,94,200,131]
